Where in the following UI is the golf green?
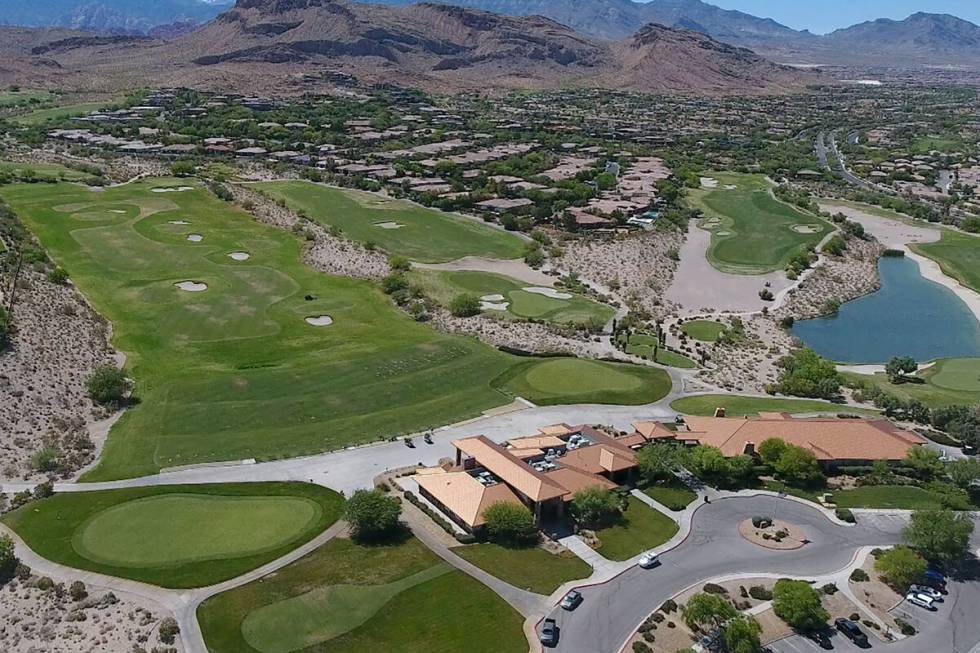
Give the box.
[844,357,980,408]
[681,320,727,342]
[1,483,344,588]
[913,230,980,295]
[493,358,671,406]
[688,173,831,274]
[252,181,526,263]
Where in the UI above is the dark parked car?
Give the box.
[835,618,870,648]
[560,590,583,611]
[540,618,559,647]
[805,630,834,649]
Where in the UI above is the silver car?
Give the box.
[909,584,943,602]
[906,592,937,611]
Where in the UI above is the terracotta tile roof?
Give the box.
[509,448,545,460]
[561,444,636,475]
[506,435,567,450]
[415,471,524,528]
[633,421,678,441]
[538,423,575,436]
[453,436,567,502]
[545,467,617,499]
[682,415,925,461]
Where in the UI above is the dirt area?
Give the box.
[416,256,553,286]
[817,202,940,250]
[556,228,683,321]
[0,576,182,653]
[848,556,905,639]
[0,267,117,480]
[695,316,794,393]
[229,183,389,280]
[625,604,696,653]
[776,235,884,320]
[755,607,795,644]
[738,519,807,550]
[7,148,167,184]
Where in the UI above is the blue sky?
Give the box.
[691,1,980,34]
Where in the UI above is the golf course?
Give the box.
[0,179,668,480]
[493,358,671,406]
[251,180,526,263]
[845,357,980,408]
[0,483,344,588]
[688,172,831,274]
[912,229,980,294]
[197,535,527,653]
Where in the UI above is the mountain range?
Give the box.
[0,0,232,35]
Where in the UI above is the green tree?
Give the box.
[482,501,537,545]
[86,366,128,405]
[449,294,481,318]
[947,458,980,489]
[0,305,10,350]
[758,438,788,466]
[773,445,824,486]
[686,446,729,485]
[344,489,402,541]
[774,349,842,400]
[724,615,763,653]
[570,486,622,528]
[874,546,927,588]
[904,447,945,481]
[0,533,17,580]
[903,509,975,564]
[170,160,196,177]
[682,592,737,632]
[885,356,918,383]
[636,443,682,482]
[772,579,829,631]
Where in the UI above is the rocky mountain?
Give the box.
[0,0,232,34]
[820,13,980,60]
[0,0,817,95]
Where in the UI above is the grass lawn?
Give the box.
[913,230,980,294]
[830,485,976,511]
[624,334,697,369]
[252,180,525,263]
[687,172,831,274]
[1,483,343,588]
[671,395,877,417]
[493,358,672,406]
[198,536,527,653]
[451,543,592,595]
[1,179,530,479]
[11,100,117,125]
[410,269,613,327]
[844,358,980,408]
[0,161,100,183]
[680,320,727,343]
[643,480,697,511]
[0,89,56,107]
[594,497,679,561]
[762,480,824,504]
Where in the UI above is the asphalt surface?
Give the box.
[541,496,976,653]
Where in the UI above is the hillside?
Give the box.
[0,0,232,34]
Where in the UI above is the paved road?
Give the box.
[541,496,961,653]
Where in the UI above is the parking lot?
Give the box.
[769,630,872,652]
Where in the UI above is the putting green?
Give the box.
[913,230,980,295]
[494,358,671,406]
[74,494,320,567]
[526,359,641,394]
[252,181,525,263]
[687,172,832,274]
[242,563,453,653]
[928,358,980,391]
[681,320,727,342]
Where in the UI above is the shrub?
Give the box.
[483,501,537,545]
[748,585,773,601]
[571,487,621,528]
[158,617,179,644]
[381,274,408,295]
[632,642,652,653]
[702,583,727,594]
[849,568,869,582]
[0,534,18,581]
[836,508,856,523]
[344,489,402,541]
[86,366,128,405]
[659,599,678,614]
[170,160,196,177]
[772,579,829,631]
[0,305,10,350]
[69,581,87,601]
[874,546,926,588]
[47,267,69,284]
[388,255,411,273]
[894,618,916,636]
[449,294,481,318]
[820,583,838,595]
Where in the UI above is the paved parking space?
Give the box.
[769,631,870,652]
[852,513,909,535]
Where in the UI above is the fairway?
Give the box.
[688,173,831,274]
[1,483,343,588]
[410,269,614,326]
[493,358,672,406]
[11,99,118,125]
[198,536,527,653]
[0,160,100,183]
[252,180,526,263]
[913,230,980,294]
[671,394,877,417]
[680,320,727,342]
[845,357,980,408]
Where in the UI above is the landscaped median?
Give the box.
[197,534,528,653]
[1,483,344,588]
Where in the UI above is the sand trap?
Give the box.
[228,252,250,261]
[175,281,207,292]
[305,315,334,326]
[791,224,822,234]
[700,177,719,188]
[481,301,510,311]
[523,287,572,300]
[152,186,193,193]
[109,209,126,214]
[723,184,738,190]
[480,294,506,302]
[716,231,732,236]
[374,221,404,230]
[169,220,190,225]
[187,234,204,242]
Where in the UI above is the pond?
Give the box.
[791,255,980,364]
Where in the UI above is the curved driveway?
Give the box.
[545,495,921,653]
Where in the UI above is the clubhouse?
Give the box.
[415,424,637,533]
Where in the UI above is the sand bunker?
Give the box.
[187,234,204,242]
[791,224,822,234]
[175,281,208,292]
[305,315,334,326]
[480,294,506,302]
[152,186,193,193]
[700,177,719,188]
[228,252,250,261]
[480,301,510,311]
[109,209,126,214]
[723,184,738,190]
[523,287,572,300]
[374,221,404,230]
[716,231,732,236]
[169,220,190,225]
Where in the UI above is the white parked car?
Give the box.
[909,584,943,602]
[906,592,937,611]
[638,551,660,569]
